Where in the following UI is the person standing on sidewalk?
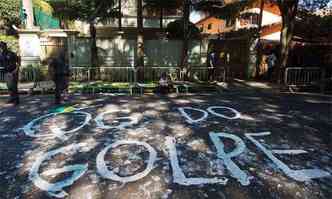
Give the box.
[208,49,217,82]
[49,50,70,104]
[267,50,277,82]
[0,41,20,105]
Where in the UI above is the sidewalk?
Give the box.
[215,78,281,94]
[218,79,332,97]
[0,82,35,94]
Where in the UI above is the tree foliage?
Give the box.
[166,19,201,39]
[296,9,332,39]
[50,0,119,23]
[49,0,118,68]
[144,0,179,9]
[298,0,330,11]
[0,0,21,27]
[194,0,331,80]
[34,0,54,14]
[0,0,54,31]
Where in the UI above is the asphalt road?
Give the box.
[0,90,331,199]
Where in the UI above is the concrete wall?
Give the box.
[70,38,207,68]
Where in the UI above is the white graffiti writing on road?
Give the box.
[166,136,228,186]
[95,110,141,130]
[207,106,241,120]
[23,105,331,198]
[29,143,88,198]
[22,111,92,141]
[178,106,241,124]
[96,140,157,183]
[178,107,209,124]
[209,132,250,185]
[245,132,331,182]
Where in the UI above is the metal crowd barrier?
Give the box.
[284,67,322,87]
[283,67,332,93]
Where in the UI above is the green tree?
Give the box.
[276,0,330,75]
[137,0,144,81]
[0,0,53,32]
[144,0,178,29]
[194,0,330,80]
[0,0,20,31]
[145,0,192,76]
[166,19,200,39]
[181,0,191,73]
[50,0,119,68]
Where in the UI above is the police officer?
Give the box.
[208,49,217,82]
[0,41,20,105]
[49,50,70,104]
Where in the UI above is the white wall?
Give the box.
[237,8,282,29]
[261,31,281,41]
[262,10,282,26]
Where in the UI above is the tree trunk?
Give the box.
[137,0,144,82]
[181,0,190,80]
[160,7,163,29]
[90,22,98,79]
[277,0,299,82]
[257,0,264,32]
[119,0,122,30]
[255,0,265,78]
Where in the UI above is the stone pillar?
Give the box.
[22,0,35,29]
[20,0,41,67]
[18,29,41,67]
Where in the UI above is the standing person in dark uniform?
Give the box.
[208,49,217,82]
[0,42,20,105]
[49,51,70,105]
[266,50,277,82]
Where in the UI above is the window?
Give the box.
[252,14,259,25]
[220,23,225,29]
[207,23,212,30]
[226,19,234,27]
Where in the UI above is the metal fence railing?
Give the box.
[0,67,5,82]
[71,66,181,82]
[70,66,228,83]
[142,67,180,82]
[284,67,322,86]
[283,67,332,93]
[1,65,228,84]
[190,66,226,82]
[71,67,136,83]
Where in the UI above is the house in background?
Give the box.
[195,1,283,79]
[19,0,209,82]
[68,0,199,76]
[195,16,226,35]
[236,1,282,42]
[195,1,282,41]
[235,2,281,31]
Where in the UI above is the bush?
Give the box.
[20,64,49,82]
[0,35,18,53]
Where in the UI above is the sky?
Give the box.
[190,10,206,23]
